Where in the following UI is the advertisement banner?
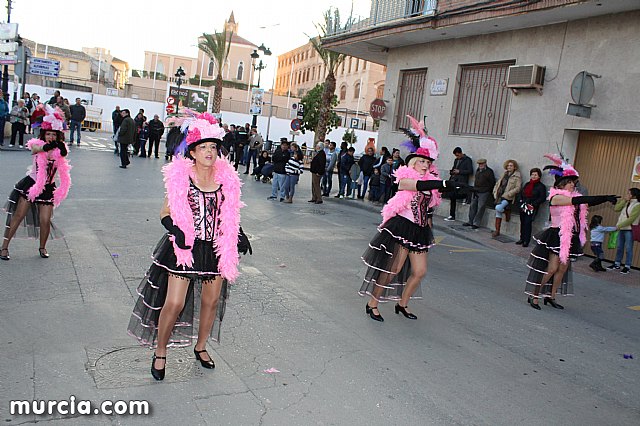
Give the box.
[250,88,264,115]
[168,85,210,113]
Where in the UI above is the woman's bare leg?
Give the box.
[38,204,53,251]
[194,277,223,362]
[368,247,409,309]
[531,254,560,305]
[2,197,31,250]
[399,251,428,311]
[550,261,569,298]
[155,274,190,368]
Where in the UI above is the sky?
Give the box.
[9,0,371,89]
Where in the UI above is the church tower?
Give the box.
[224,11,238,34]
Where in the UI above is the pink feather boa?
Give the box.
[381,165,442,224]
[549,188,588,264]
[25,139,72,207]
[163,156,244,282]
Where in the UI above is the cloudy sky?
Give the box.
[10,0,371,88]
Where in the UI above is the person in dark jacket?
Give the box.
[444,147,473,221]
[309,142,326,204]
[147,114,165,158]
[137,122,150,158]
[132,110,147,156]
[222,124,236,161]
[254,150,271,181]
[234,125,248,170]
[268,139,290,201]
[68,98,86,145]
[117,109,135,168]
[111,106,123,154]
[357,147,376,199]
[516,168,547,247]
[463,159,496,229]
[336,147,355,198]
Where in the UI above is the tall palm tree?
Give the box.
[310,8,353,143]
[198,30,233,113]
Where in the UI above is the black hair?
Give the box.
[39,129,64,143]
[630,188,640,201]
[530,167,542,177]
[589,215,603,230]
[347,147,355,152]
[453,147,462,154]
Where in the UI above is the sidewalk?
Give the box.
[322,194,639,288]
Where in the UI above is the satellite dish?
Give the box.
[570,71,600,105]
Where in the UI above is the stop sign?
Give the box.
[369,99,386,119]
[166,104,176,114]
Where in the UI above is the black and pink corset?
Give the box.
[398,191,432,227]
[187,182,224,241]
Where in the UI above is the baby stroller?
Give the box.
[259,163,274,183]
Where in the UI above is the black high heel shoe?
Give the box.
[395,304,417,320]
[39,248,49,258]
[194,348,216,369]
[0,248,9,261]
[365,303,384,322]
[151,353,166,381]
[528,297,541,310]
[543,297,564,309]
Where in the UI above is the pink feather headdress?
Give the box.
[543,153,579,178]
[165,109,225,155]
[399,115,439,162]
[39,105,66,131]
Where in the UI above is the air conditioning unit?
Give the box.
[507,64,545,94]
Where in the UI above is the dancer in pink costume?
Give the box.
[127,110,251,380]
[1,106,71,261]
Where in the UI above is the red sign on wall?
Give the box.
[369,99,386,119]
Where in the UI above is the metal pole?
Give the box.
[96,48,102,93]
[266,81,274,142]
[286,60,294,115]
[355,77,362,129]
[199,51,204,88]
[1,0,12,102]
[152,51,158,89]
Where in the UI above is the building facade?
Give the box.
[323,0,640,266]
[274,41,386,129]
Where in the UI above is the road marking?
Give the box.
[433,235,485,253]
[627,305,640,311]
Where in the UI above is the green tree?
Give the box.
[342,129,357,146]
[300,83,340,135]
[198,30,233,113]
[308,8,353,143]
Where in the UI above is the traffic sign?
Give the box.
[29,58,60,77]
[166,96,175,105]
[0,23,18,40]
[369,99,386,119]
[349,118,360,129]
[290,118,302,131]
[166,104,176,114]
[0,42,18,53]
[296,103,304,118]
[0,54,17,65]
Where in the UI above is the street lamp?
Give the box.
[249,45,271,126]
[174,66,186,114]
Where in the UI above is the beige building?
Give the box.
[22,40,93,88]
[274,40,386,130]
[140,12,258,89]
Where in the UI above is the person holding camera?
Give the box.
[443,147,473,221]
[9,99,30,148]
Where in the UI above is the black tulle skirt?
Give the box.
[524,227,581,298]
[127,234,228,348]
[3,176,62,239]
[359,215,434,302]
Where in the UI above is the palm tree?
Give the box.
[198,30,233,113]
[309,8,353,143]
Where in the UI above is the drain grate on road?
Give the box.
[85,343,200,388]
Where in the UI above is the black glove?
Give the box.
[237,226,252,255]
[161,216,191,250]
[57,141,68,157]
[571,195,618,206]
[42,141,58,152]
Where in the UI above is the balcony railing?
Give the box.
[326,0,437,36]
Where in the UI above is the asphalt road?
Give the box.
[1,133,639,425]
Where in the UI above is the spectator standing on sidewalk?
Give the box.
[111,106,123,154]
[234,124,248,170]
[491,160,522,238]
[47,90,61,105]
[515,168,546,247]
[368,168,382,203]
[283,149,304,203]
[68,98,86,146]
[56,97,71,123]
[463,159,496,229]
[132,110,147,156]
[117,109,135,168]
[244,127,263,175]
[222,124,236,161]
[309,142,326,204]
[9,99,30,148]
[0,90,9,145]
[357,147,376,199]
[380,156,394,203]
[607,188,640,274]
[443,147,473,221]
[322,141,337,196]
[268,138,290,201]
[336,147,355,198]
[147,114,165,159]
[137,122,150,158]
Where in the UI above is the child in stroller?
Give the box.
[254,150,272,183]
